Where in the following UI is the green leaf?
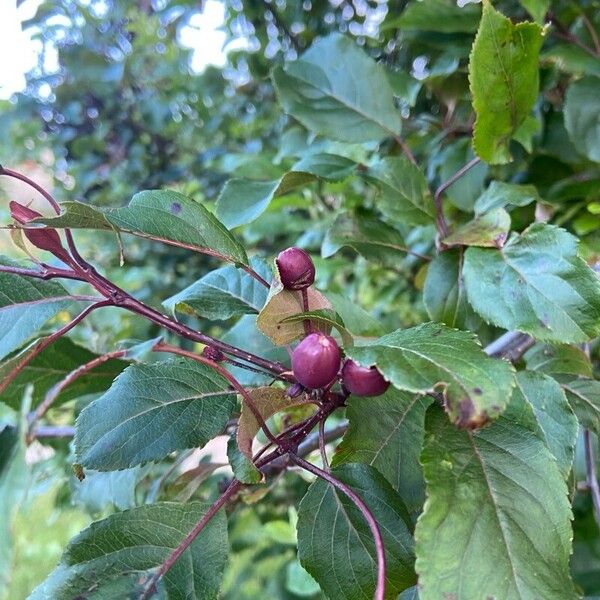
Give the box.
[216,172,315,229]
[29,502,228,600]
[345,323,515,429]
[463,224,600,342]
[561,378,600,436]
[565,76,600,163]
[325,292,385,337]
[0,424,28,591]
[474,181,540,214]
[525,343,593,379]
[297,463,416,600]
[0,260,75,361]
[387,70,421,107]
[388,0,481,33]
[162,258,271,321]
[33,201,112,229]
[423,249,480,330]
[280,309,353,346]
[227,437,262,485]
[70,467,140,513]
[0,338,128,410]
[415,402,578,600]
[542,44,600,76]
[365,157,434,226]
[469,1,544,164]
[322,211,412,266]
[333,388,432,514]
[443,208,511,248]
[513,370,578,477]
[513,114,542,152]
[272,34,402,143]
[520,0,549,24]
[291,153,357,180]
[75,359,237,470]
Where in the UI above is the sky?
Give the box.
[0,0,231,100]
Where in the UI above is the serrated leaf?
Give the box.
[561,378,600,436]
[415,402,578,600]
[333,388,431,514]
[322,211,411,266]
[345,323,515,429]
[520,0,549,23]
[272,34,402,143]
[0,259,75,361]
[463,224,600,342]
[71,467,140,513]
[469,1,544,164]
[33,201,112,229]
[257,285,332,346]
[29,502,228,600]
[216,172,315,229]
[237,387,311,460]
[443,208,511,248]
[365,157,434,226]
[162,257,271,321]
[0,337,128,410]
[75,359,237,470]
[474,180,540,214]
[565,76,600,163]
[297,463,416,600]
[525,343,593,379]
[423,249,480,330]
[227,437,262,485]
[513,370,578,477]
[387,0,481,33]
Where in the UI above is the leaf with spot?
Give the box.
[345,323,515,429]
[415,402,578,600]
[297,463,416,600]
[463,224,600,342]
[75,359,237,470]
[469,1,544,164]
[443,208,511,248]
[525,343,593,379]
[29,502,228,600]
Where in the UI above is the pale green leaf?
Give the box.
[469,1,544,163]
[415,402,578,600]
[333,388,431,514]
[70,467,140,513]
[29,502,228,600]
[297,463,416,600]
[463,224,600,342]
[345,323,515,429]
[443,208,511,248]
[162,258,271,321]
[520,0,549,24]
[227,437,262,485]
[291,153,357,180]
[525,343,593,379]
[325,292,385,337]
[272,34,402,143]
[280,308,353,346]
[561,378,600,436]
[75,359,237,470]
[565,76,600,163]
[474,181,540,214]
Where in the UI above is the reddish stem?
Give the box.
[301,287,312,335]
[393,135,417,166]
[318,418,329,470]
[288,453,386,600]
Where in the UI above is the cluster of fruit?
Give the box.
[276,247,389,397]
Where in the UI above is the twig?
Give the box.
[549,15,600,59]
[433,157,481,239]
[288,453,386,600]
[580,12,600,55]
[584,429,600,529]
[318,418,330,470]
[301,287,311,335]
[31,425,75,438]
[484,331,534,360]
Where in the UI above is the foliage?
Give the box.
[1,0,600,599]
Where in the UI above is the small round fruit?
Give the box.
[292,333,341,389]
[276,247,315,290]
[341,360,389,397]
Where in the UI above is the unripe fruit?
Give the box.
[341,359,389,397]
[9,201,71,263]
[292,332,340,389]
[276,246,315,291]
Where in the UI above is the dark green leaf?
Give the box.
[463,224,600,342]
[388,0,481,33]
[561,379,600,436]
[333,388,431,514]
[525,344,593,379]
[345,323,515,429]
[565,76,600,163]
[474,181,540,214]
[469,2,544,163]
[75,359,237,470]
[297,463,416,600]
[29,502,228,600]
[415,402,578,600]
[520,0,549,24]
[325,292,385,337]
[71,467,140,513]
[272,34,402,143]
[227,437,262,485]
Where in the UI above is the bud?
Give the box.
[276,247,315,291]
[291,332,340,389]
[9,201,71,263]
[341,359,389,397]
[202,345,225,362]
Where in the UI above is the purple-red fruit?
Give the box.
[341,359,389,397]
[10,201,71,263]
[292,332,341,389]
[276,246,315,291]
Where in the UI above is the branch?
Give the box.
[288,453,387,600]
[584,429,600,529]
[433,157,481,240]
[32,425,75,438]
[549,15,600,59]
[484,331,534,360]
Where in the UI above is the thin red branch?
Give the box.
[288,453,386,600]
[393,135,417,166]
[318,418,329,470]
[240,263,270,288]
[584,429,600,529]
